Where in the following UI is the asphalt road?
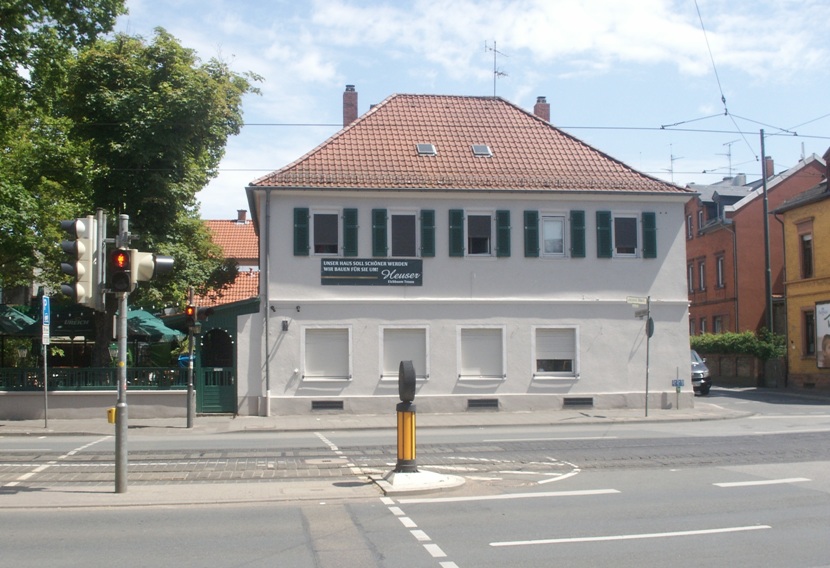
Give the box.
[2,388,830,567]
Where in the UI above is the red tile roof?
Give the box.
[204,219,258,262]
[251,94,688,195]
[195,219,260,308]
[195,269,259,308]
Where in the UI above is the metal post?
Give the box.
[760,130,773,332]
[42,344,48,428]
[114,214,130,493]
[645,296,651,417]
[186,287,195,428]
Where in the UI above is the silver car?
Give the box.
[691,349,711,395]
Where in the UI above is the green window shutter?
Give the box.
[420,209,435,257]
[496,210,511,257]
[642,211,657,259]
[570,210,586,258]
[524,210,539,257]
[596,210,612,258]
[293,207,309,256]
[449,209,465,257]
[371,209,387,257]
[342,208,358,257]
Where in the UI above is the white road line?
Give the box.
[748,415,830,419]
[1,436,110,488]
[485,436,617,442]
[399,488,620,505]
[399,517,418,529]
[490,525,771,547]
[423,544,447,558]
[714,477,810,488]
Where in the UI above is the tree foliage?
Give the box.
[691,329,786,361]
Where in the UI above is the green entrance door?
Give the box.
[197,328,236,413]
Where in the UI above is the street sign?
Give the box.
[42,296,50,345]
[634,308,649,318]
[626,296,648,305]
[672,379,685,387]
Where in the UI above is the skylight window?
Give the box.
[471,144,493,157]
[416,143,437,156]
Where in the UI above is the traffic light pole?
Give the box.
[114,214,130,493]
[186,287,195,428]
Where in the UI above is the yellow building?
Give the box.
[776,149,830,390]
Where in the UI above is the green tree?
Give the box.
[63,29,259,309]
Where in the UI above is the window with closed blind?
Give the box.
[458,327,505,380]
[381,327,428,380]
[302,328,351,381]
[533,327,578,378]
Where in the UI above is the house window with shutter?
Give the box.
[533,327,578,378]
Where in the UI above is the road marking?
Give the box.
[490,525,771,547]
[749,415,830,419]
[399,488,619,505]
[714,478,810,488]
[485,436,617,442]
[1,436,110,488]
[423,544,447,558]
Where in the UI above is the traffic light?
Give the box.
[110,248,131,293]
[60,215,97,307]
[130,250,175,290]
[185,305,196,327]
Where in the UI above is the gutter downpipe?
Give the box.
[263,189,272,417]
[773,210,788,387]
[761,130,773,332]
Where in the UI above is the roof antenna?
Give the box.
[484,41,508,97]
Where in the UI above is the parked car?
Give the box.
[691,349,711,395]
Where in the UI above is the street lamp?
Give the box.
[108,343,118,362]
[16,346,28,367]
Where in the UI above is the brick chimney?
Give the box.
[764,156,774,179]
[534,96,550,122]
[343,84,358,127]
[236,209,247,224]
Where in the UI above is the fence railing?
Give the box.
[0,367,187,391]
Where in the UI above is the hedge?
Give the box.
[690,329,785,361]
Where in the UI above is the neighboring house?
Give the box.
[198,210,259,307]
[774,148,830,390]
[685,155,826,335]
[240,86,693,417]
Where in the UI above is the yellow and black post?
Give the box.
[395,360,418,473]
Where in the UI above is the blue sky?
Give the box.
[116,0,830,220]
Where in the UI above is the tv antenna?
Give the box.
[664,144,684,183]
[484,41,508,97]
[717,139,739,176]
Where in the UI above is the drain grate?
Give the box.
[311,400,344,410]
[467,398,499,410]
[563,397,594,407]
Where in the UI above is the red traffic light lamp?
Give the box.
[110,249,131,292]
[185,305,197,327]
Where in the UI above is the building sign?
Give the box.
[816,301,830,368]
[321,259,423,286]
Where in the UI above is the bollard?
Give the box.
[395,401,417,473]
[395,360,418,473]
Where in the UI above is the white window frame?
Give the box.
[716,256,725,288]
[687,264,694,293]
[389,209,420,258]
[697,209,704,231]
[698,261,706,291]
[311,209,340,256]
[379,326,429,382]
[466,211,494,257]
[532,326,579,380]
[612,213,638,257]
[687,214,693,239]
[300,326,352,381]
[457,325,506,380]
[541,213,567,257]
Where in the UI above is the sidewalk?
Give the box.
[0,399,749,437]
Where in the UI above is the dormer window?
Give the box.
[416,143,437,156]
[471,144,492,157]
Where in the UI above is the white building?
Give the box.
[239,87,694,416]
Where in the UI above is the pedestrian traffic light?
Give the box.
[130,250,175,290]
[185,304,196,327]
[60,216,98,308]
[110,248,131,293]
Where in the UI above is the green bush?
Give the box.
[690,329,785,361]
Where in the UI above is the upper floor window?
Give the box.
[688,264,694,293]
[524,210,585,258]
[697,209,704,232]
[687,214,693,239]
[800,233,813,279]
[698,261,706,291]
[313,212,339,254]
[449,210,510,257]
[294,208,350,256]
[596,211,656,258]
[716,256,725,288]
